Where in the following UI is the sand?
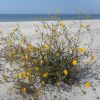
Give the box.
[0,20,100,100]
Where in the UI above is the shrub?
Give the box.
[0,19,96,99]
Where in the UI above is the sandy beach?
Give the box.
[0,20,100,100]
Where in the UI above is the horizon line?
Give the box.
[0,13,100,15]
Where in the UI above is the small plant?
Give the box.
[0,19,97,99]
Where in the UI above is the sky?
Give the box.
[0,0,100,14]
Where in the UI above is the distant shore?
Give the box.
[0,14,100,22]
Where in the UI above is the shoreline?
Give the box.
[0,19,100,22]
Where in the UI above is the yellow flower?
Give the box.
[44,44,49,50]
[8,40,13,46]
[80,24,86,28]
[43,72,49,78]
[63,69,68,76]
[22,87,27,93]
[37,91,42,95]
[8,51,16,58]
[41,81,45,85]
[28,45,34,52]
[53,27,57,31]
[40,60,44,64]
[43,54,46,60]
[18,72,23,79]
[26,76,29,82]
[91,54,95,60]
[85,82,91,87]
[79,48,85,54]
[19,39,25,45]
[25,54,29,59]
[44,35,50,40]
[87,54,95,64]
[40,47,43,52]
[60,23,65,27]
[72,60,78,65]
[87,60,91,65]
[35,67,40,71]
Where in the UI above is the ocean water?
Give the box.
[0,14,100,22]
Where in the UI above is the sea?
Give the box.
[0,14,100,22]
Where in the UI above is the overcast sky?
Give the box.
[0,0,100,14]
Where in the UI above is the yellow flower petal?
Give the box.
[35,67,40,71]
[26,77,29,82]
[22,87,27,93]
[60,23,65,27]
[63,69,68,76]
[8,40,14,46]
[40,60,44,64]
[80,24,86,28]
[25,54,29,59]
[41,81,45,85]
[44,44,49,50]
[28,45,35,52]
[85,82,91,87]
[43,72,49,78]
[18,73,23,79]
[37,91,42,95]
[87,60,91,65]
[91,54,95,60]
[72,60,78,65]
[79,48,85,54]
